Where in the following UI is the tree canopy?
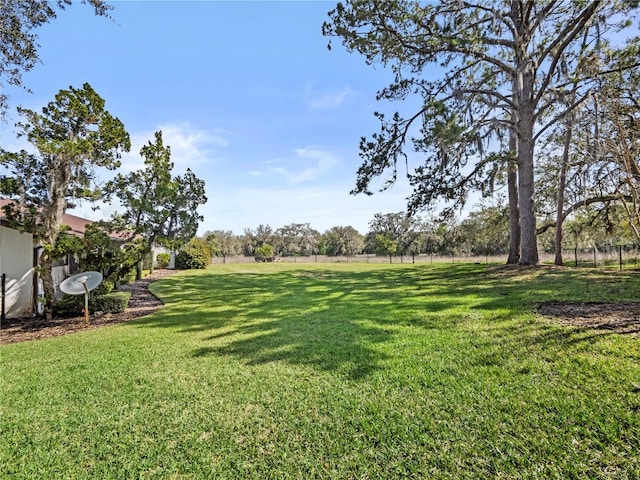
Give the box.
[106,130,207,251]
[323,0,640,265]
[0,0,113,117]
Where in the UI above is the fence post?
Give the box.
[619,245,623,271]
[593,248,597,268]
[574,248,578,267]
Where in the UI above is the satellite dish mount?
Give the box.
[59,271,103,324]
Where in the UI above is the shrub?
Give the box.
[53,294,85,318]
[90,291,131,314]
[54,291,131,317]
[175,239,210,269]
[156,253,171,268]
[255,244,275,262]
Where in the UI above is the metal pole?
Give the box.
[82,281,89,324]
[1,273,6,324]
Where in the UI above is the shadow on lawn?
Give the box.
[137,264,633,379]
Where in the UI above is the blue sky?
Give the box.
[1,0,416,235]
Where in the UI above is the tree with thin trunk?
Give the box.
[0,83,130,320]
[106,130,207,256]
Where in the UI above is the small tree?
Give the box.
[255,244,275,262]
[205,230,240,263]
[106,130,207,260]
[156,253,171,269]
[375,233,398,263]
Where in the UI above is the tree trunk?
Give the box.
[554,123,573,266]
[507,128,520,264]
[39,188,66,321]
[518,140,539,265]
[516,58,539,266]
[39,252,55,322]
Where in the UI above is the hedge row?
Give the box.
[54,291,132,318]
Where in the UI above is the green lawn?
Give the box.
[1,263,639,479]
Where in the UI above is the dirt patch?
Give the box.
[538,302,640,336]
[0,269,178,345]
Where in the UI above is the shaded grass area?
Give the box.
[1,263,639,479]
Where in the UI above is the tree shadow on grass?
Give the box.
[137,264,636,379]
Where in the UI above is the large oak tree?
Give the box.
[323,0,638,265]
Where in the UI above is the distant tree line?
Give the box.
[200,196,638,264]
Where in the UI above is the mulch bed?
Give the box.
[538,301,640,336]
[0,269,178,345]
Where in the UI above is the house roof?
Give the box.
[1,198,94,237]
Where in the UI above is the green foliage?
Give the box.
[322,225,363,256]
[175,238,210,269]
[53,290,130,317]
[0,0,113,116]
[79,222,143,287]
[255,243,275,262]
[323,1,640,265]
[52,294,85,318]
[105,130,207,249]
[274,223,319,256]
[91,291,130,314]
[375,233,398,259]
[156,253,171,268]
[205,230,240,259]
[0,83,130,318]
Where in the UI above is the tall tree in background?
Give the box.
[322,226,363,258]
[107,130,207,253]
[276,223,320,257]
[367,211,421,262]
[0,83,130,319]
[205,230,240,263]
[0,0,113,117]
[324,0,639,265]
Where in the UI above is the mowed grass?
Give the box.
[1,263,639,479]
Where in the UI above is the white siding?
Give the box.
[152,244,175,269]
[0,225,34,318]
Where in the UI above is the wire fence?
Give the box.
[210,244,640,270]
[555,244,640,271]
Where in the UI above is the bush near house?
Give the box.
[53,291,131,317]
[156,253,171,268]
[175,238,210,269]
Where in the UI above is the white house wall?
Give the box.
[0,225,34,318]
[152,244,175,269]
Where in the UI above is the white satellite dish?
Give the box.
[60,271,103,323]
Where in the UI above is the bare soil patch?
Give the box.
[0,269,178,345]
[538,302,640,336]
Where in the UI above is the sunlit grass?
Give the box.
[1,262,639,478]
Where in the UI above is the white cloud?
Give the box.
[119,121,230,174]
[307,86,352,110]
[268,146,340,184]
